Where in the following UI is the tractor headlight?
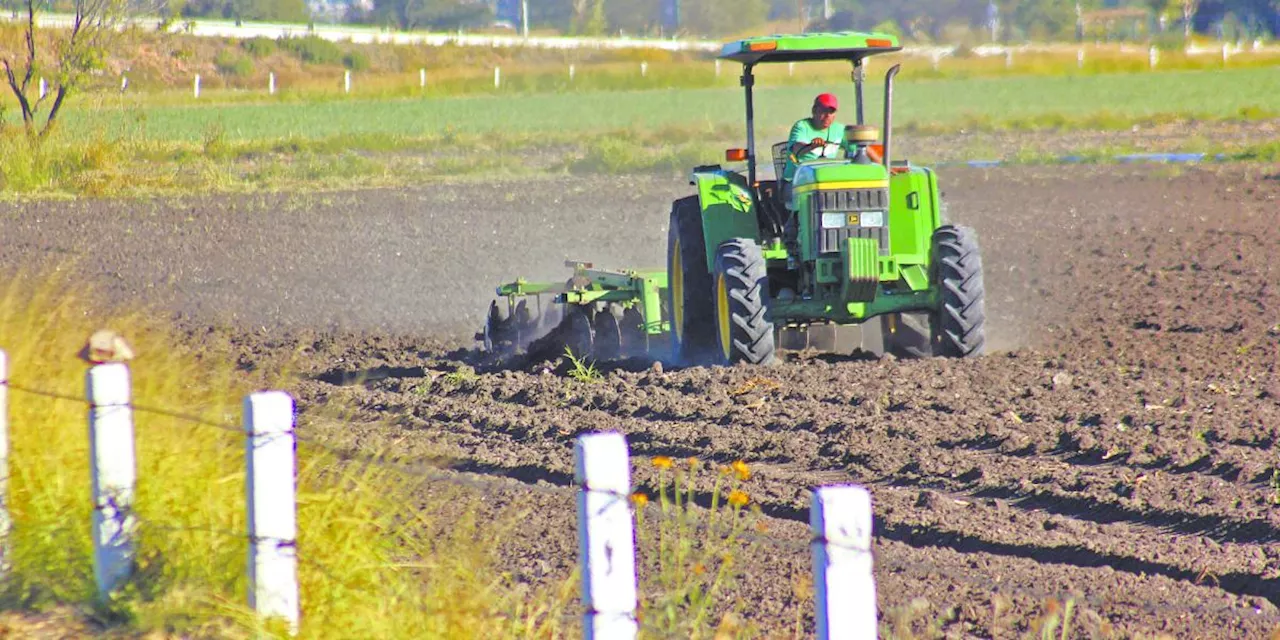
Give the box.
[860,211,885,227]
[821,212,846,229]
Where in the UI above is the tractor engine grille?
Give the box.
[811,188,891,255]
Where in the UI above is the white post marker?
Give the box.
[419,68,426,88]
[640,62,648,77]
[88,363,137,599]
[1222,43,1229,65]
[569,64,576,82]
[811,485,876,640]
[1149,46,1159,68]
[120,74,129,93]
[38,77,46,99]
[494,66,501,89]
[715,58,721,77]
[344,69,351,93]
[574,433,638,640]
[789,61,795,76]
[246,391,299,635]
[269,72,276,95]
[1077,48,1085,68]
[1005,49,1014,68]
[0,350,9,576]
[194,74,201,98]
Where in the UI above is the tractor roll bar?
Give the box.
[852,58,865,125]
[742,64,757,186]
[882,64,901,171]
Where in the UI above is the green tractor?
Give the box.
[481,31,986,366]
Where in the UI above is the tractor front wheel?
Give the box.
[668,196,716,364]
[931,225,986,358]
[713,239,776,365]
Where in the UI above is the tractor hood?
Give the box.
[791,160,889,193]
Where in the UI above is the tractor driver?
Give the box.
[780,92,845,206]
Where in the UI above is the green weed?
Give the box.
[634,457,756,638]
[563,346,603,384]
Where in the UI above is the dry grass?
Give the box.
[0,270,570,638]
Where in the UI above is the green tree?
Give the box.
[682,0,769,36]
[372,0,492,30]
[605,0,662,34]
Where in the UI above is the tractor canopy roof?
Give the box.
[718,31,901,65]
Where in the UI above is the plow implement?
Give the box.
[478,261,669,360]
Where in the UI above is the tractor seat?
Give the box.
[770,141,790,182]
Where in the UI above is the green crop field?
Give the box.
[66,66,1280,144]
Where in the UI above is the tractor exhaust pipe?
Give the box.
[882,64,901,171]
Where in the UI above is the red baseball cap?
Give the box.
[814,93,839,110]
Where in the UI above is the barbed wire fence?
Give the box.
[0,348,1276,638]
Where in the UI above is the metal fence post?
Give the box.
[88,363,137,599]
[246,391,299,635]
[574,433,638,640]
[811,485,876,640]
[0,349,9,576]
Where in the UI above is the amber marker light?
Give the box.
[725,148,748,162]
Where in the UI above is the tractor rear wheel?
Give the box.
[713,239,776,365]
[667,196,716,364]
[931,225,986,358]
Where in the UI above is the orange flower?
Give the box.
[652,456,674,470]
[730,460,750,481]
[728,490,750,508]
[687,456,700,470]
[692,563,707,575]
[630,492,649,508]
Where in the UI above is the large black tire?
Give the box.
[932,225,986,358]
[667,196,717,364]
[713,239,776,365]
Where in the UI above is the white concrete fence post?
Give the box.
[811,485,876,640]
[193,74,201,98]
[88,363,137,600]
[246,391,299,636]
[120,74,129,93]
[1148,46,1159,68]
[1077,48,1085,68]
[1005,49,1014,68]
[574,433,638,640]
[569,64,576,82]
[343,69,351,93]
[640,62,648,77]
[38,77,46,100]
[269,72,276,95]
[0,349,9,576]
[715,58,721,77]
[419,68,426,88]
[494,66,501,89]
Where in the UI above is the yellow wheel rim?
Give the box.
[717,273,731,361]
[671,238,684,342]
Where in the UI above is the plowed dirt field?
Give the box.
[3,164,1279,637]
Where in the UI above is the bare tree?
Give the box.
[1,0,131,137]
[1181,0,1198,37]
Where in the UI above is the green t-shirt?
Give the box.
[781,118,845,181]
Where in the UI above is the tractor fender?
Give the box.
[690,169,759,273]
